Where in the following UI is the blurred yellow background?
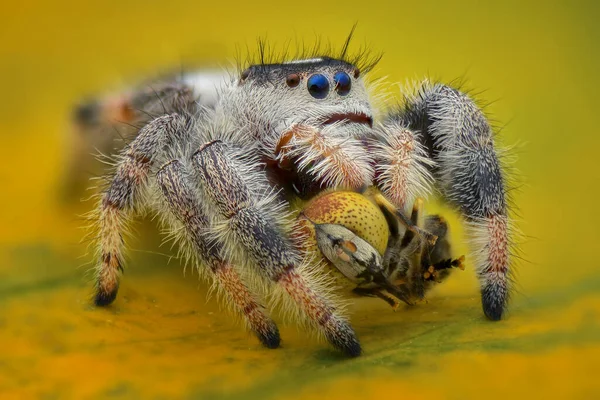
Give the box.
[1,0,599,399]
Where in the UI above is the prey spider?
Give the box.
[80,45,513,357]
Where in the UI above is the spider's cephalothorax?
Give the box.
[85,54,513,357]
[216,57,375,197]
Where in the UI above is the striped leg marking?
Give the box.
[93,114,186,306]
[193,141,361,357]
[157,160,280,347]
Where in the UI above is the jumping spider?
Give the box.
[81,49,512,357]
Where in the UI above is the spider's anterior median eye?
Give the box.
[307,74,330,99]
[333,71,351,95]
[286,73,300,87]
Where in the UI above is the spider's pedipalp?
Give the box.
[156,159,280,348]
[192,140,361,357]
[396,81,512,320]
[371,122,435,211]
[92,113,188,306]
[275,124,373,193]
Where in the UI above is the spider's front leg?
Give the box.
[377,82,513,320]
[193,141,361,357]
[156,160,280,348]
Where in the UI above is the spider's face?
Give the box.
[231,57,374,143]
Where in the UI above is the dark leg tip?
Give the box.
[481,284,507,321]
[94,286,118,307]
[342,340,362,358]
[483,304,504,321]
[326,327,362,358]
[257,326,281,349]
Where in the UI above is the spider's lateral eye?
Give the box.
[307,74,330,99]
[240,68,250,82]
[286,73,300,87]
[333,71,352,96]
[353,68,360,79]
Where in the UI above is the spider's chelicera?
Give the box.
[83,53,513,357]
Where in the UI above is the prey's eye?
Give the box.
[333,71,351,95]
[307,74,329,99]
[286,73,300,87]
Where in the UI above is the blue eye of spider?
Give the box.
[333,71,351,95]
[307,74,330,99]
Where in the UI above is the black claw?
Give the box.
[257,327,281,349]
[481,285,507,321]
[94,286,119,307]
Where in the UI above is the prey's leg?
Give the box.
[421,215,465,289]
[404,199,428,299]
[352,287,401,309]
[380,197,466,301]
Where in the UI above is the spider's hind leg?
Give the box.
[91,113,189,306]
